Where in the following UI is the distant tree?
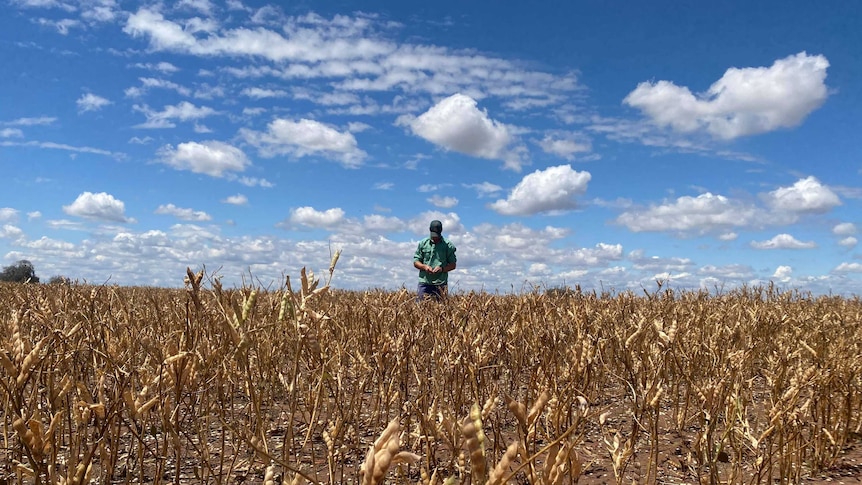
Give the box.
[48,275,72,285]
[0,260,40,283]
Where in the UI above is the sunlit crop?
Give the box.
[1,262,860,484]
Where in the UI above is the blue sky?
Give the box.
[2,0,861,293]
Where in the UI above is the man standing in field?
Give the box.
[414,219,457,301]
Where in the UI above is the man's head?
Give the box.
[429,220,443,243]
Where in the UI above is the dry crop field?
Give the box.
[1,264,861,484]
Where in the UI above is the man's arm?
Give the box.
[414,260,432,272]
[442,262,456,272]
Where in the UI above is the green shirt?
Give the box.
[414,237,457,285]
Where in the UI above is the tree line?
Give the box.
[0,260,69,284]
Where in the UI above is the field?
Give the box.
[1,264,861,484]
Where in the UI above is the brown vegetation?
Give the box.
[1,263,861,484]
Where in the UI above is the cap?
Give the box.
[429,220,443,238]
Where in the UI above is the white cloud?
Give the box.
[750,234,816,250]
[240,118,366,167]
[0,208,18,222]
[290,207,345,228]
[241,87,287,98]
[132,61,179,73]
[616,192,759,233]
[489,223,568,251]
[834,262,862,273]
[773,265,793,282]
[698,264,754,280]
[238,176,272,188]
[418,184,449,193]
[1,128,24,138]
[624,52,830,139]
[126,77,191,98]
[362,214,405,234]
[400,93,523,170]
[157,141,251,178]
[133,101,217,128]
[838,237,857,248]
[373,182,394,190]
[629,249,693,271]
[63,192,130,223]
[348,121,372,133]
[428,195,458,208]
[77,93,111,112]
[155,203,212,221]
[0,224,24,240]
[489,165,590,216]
[123,9,580,113]
[27,211,41,220]
[3,116,56,126]
[178,0,215,15]
[765,176,840,213]
[719,232,738,241]
[571,243,624,267]
[0,140,119,158]
[409,212,464,236]
[465,182,503,198]
[537,132,592,160]
[222,194,248,205]
[243,107,266,117]
[37,17,81,35]
[833,222,857,236]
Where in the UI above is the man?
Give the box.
[413,219,457,301]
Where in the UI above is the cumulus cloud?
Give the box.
[489,165,590,216]
[750,234,816,250]
[155,203,212,221]
[615,192,759,234]
[400,93,523,170]
[409,212,464,236]
[624,52,830,139]
[537,132,592,160]
[571,243,624,267]
[222,194,248,205]
[833,222,857,236]
[240,118,366,167]
[837,236,857,248]
[362,214,405,234]
[834,262,862,273]
[428,195,458,208]
[764,176,840,213]
[0,224,24,240]
[77,93,111,113]
[773,265,793,282]
[290,207,345,228]
[488,223,568,251]
[0,208,18,222]
[63,192,131,223]
[157,141,251,178]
